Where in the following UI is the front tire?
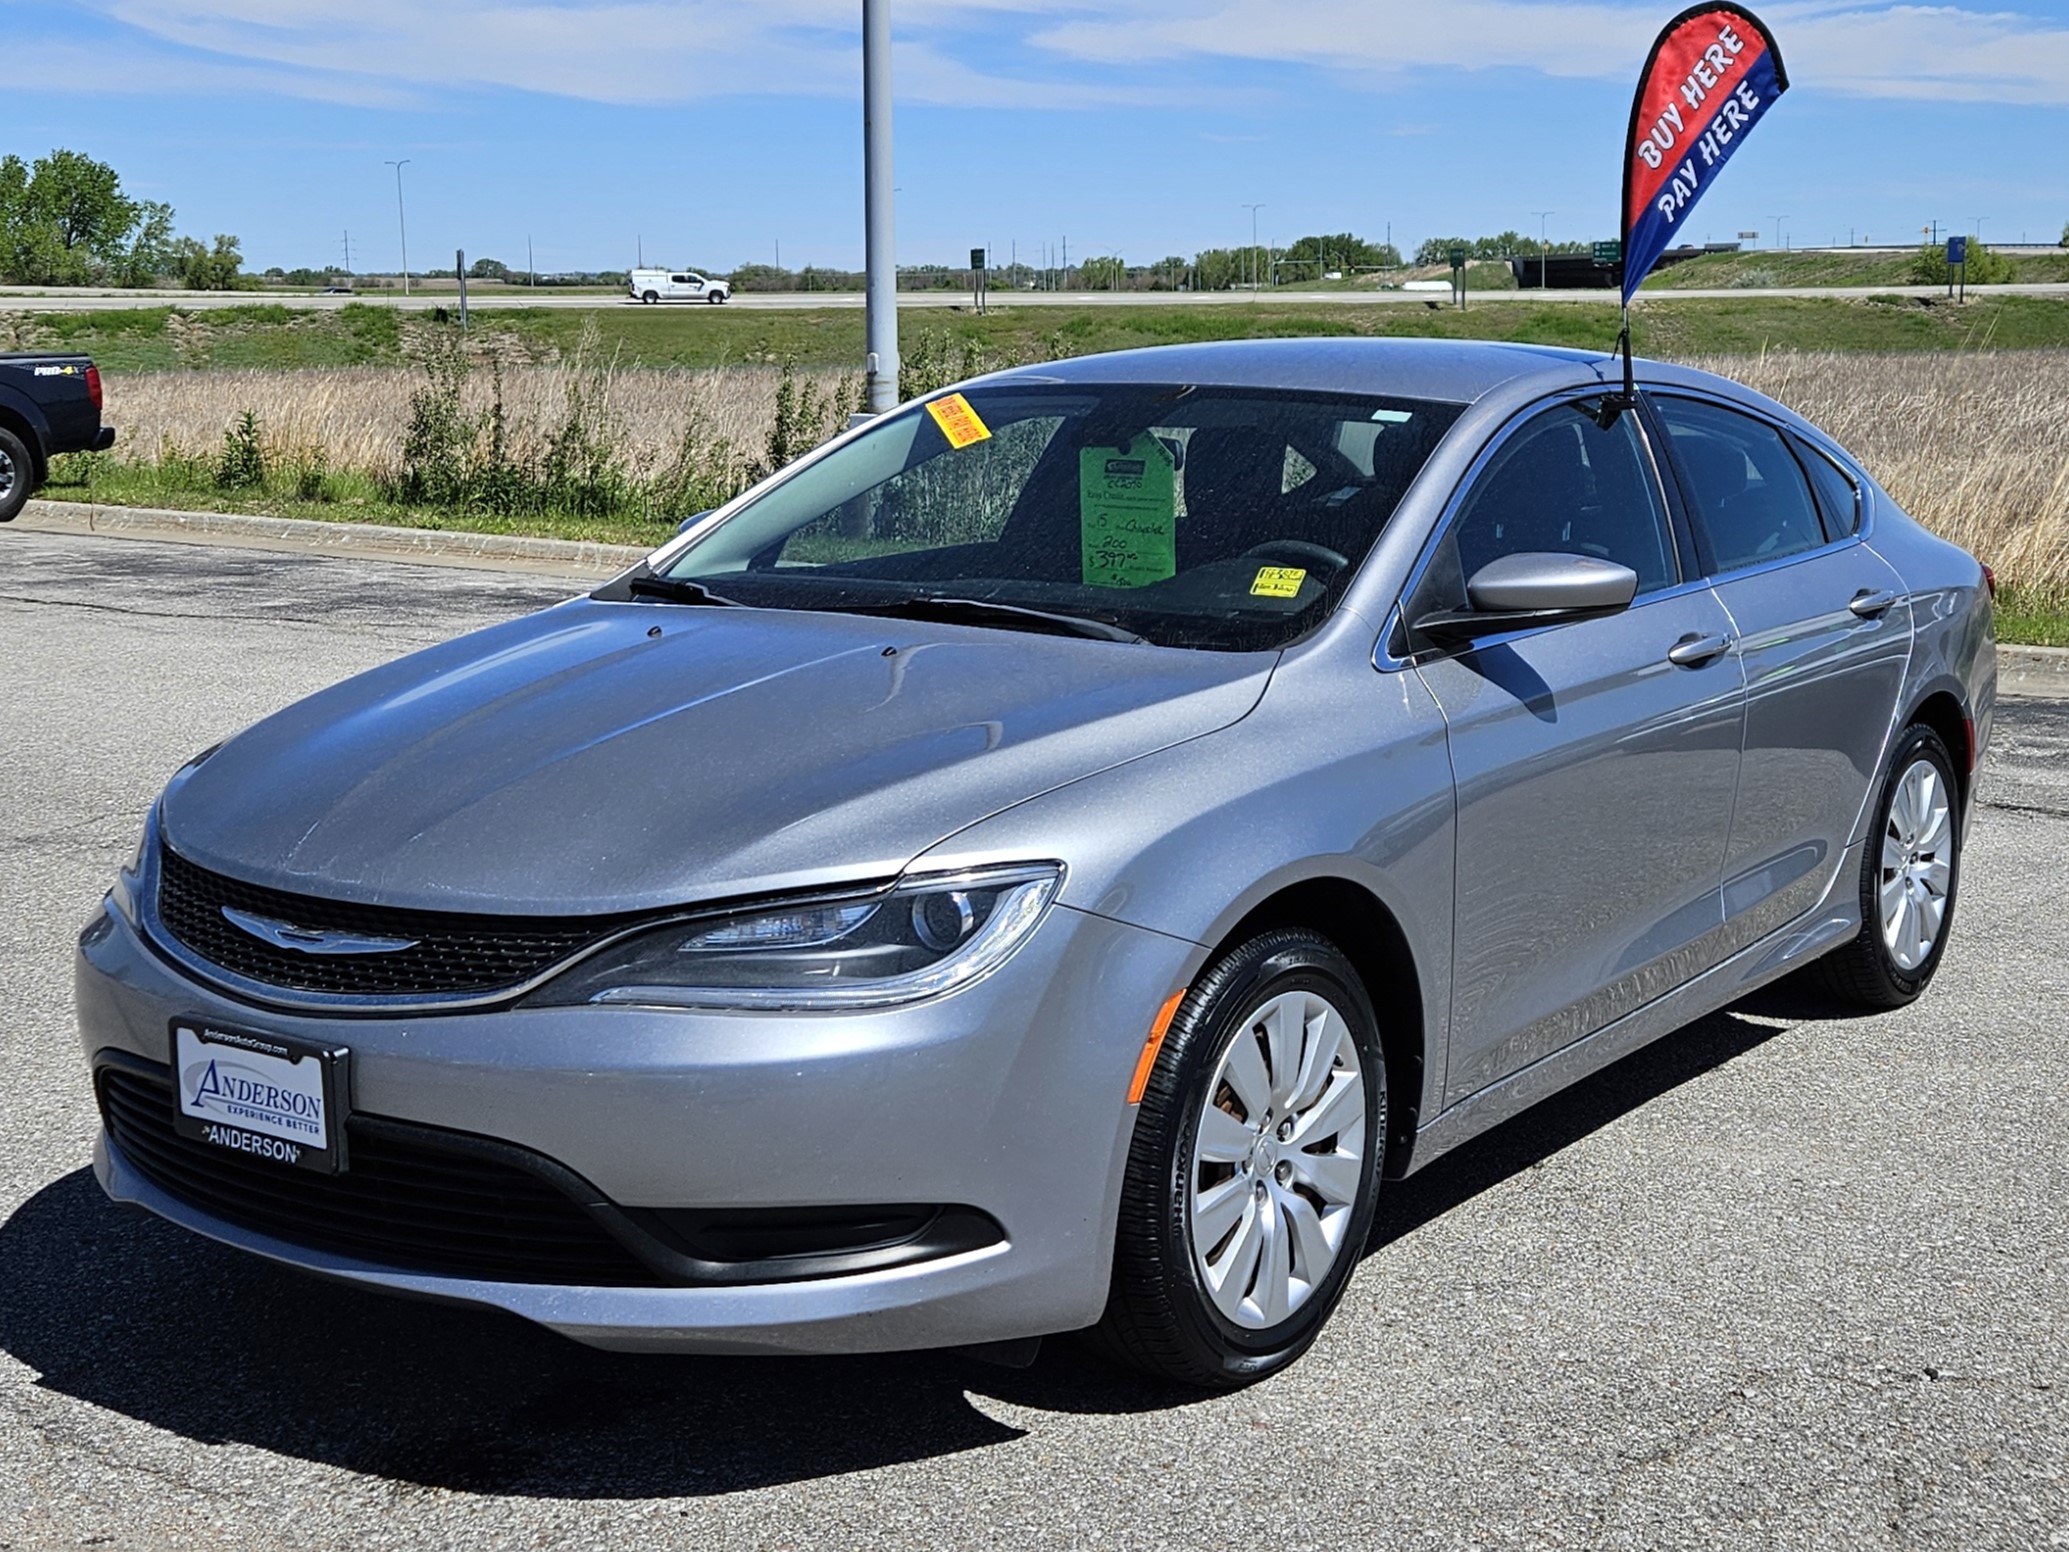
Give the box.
[708,290,727,304]
[1091,929,1384,1389]
[0,426,34,523]
[1812,723,1962,1008]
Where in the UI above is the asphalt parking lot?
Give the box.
[2,527,2064,1551]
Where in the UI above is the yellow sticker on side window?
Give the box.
[925,392,992,449]
[1250,566,1308,599]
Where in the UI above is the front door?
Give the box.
[1406,397,1746,1105]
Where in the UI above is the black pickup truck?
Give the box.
[0,353,116,522]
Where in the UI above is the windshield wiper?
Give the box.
[626,574,741,607]
[828,595,1149,645]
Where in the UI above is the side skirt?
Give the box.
[1400,839,1864,1176]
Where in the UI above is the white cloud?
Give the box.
[58,0,2069,108]
[1033,0,2069,106]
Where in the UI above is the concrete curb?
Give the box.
[1997,641,2069,701]
[13,498,650,579]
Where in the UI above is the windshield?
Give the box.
[653,381,1463,651]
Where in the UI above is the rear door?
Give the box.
[1405,396,1746,1104]
[1649,394,1912,954]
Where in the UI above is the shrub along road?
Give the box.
[2,529,2063,1550]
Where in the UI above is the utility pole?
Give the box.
[1242,202,1265,292]
[384,159,411,296]
[862,0,899,413]
[527,235,534,287]
[1771,213,1786,251]
[1969,215,1986,242]
[1531,209,1554,289]
[341,229,352,281]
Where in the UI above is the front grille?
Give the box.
[152,844,643,1001]
[98,1064,663,1286]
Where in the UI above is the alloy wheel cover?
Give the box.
[1187,988,1367,1330]
[1880,757,1954,972]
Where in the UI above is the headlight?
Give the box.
[109,801,160,925]
[112,745,220,925]
[530,864,1062,1011]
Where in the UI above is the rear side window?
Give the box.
[1793,436,1862,540]
[1655,396,1828,574]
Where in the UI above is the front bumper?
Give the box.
[77,898,1196,1354]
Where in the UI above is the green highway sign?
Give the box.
[1592,240,1622,266]
[1447,247,1468,269]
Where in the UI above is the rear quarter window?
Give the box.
[1791,435,1863,541]
[1655,395,1829,574]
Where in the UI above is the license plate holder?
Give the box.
[169,1019,350,1174]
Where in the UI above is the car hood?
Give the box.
[161,600,1273,914]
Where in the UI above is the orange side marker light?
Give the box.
[1127,989,1189,1105]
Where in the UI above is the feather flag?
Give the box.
[1622,5,1789,302]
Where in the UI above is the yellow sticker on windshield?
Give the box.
[926,392,991,449]
[1250,566,1307,599]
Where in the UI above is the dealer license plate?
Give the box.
[170,1020,350,1174]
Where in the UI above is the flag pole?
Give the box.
[1620,302,1635,407]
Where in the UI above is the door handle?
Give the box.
[1667,632,1733,668]
[1848,588,1900,618]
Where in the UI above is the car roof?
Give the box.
[975,335,1805,425]
[983,337,1610,405]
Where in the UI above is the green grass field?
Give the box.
[1641,247,2069,291]
[1996,589,2069,649]
[9,291,2069,376]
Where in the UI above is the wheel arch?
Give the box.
[1201,875,1428,1180]
[0,397,50,485]
[1905,686,1974,813]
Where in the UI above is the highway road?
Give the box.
[6,282,2069,313]
[2,524,2065,1550]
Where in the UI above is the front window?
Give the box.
[1406,397,1678,635]
[655,383,1462,651]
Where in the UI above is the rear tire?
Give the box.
[1090,928,1384,1389]
[0,426,34,523]
[1811,723,1961,1008]
[641,290,659,304]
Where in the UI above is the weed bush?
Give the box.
[1908,239,2016,286]
[214,409,266,489]
[381,320,796,527]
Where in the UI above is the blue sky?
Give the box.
[9,1,2068,273]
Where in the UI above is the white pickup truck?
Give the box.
[628,269,730,304]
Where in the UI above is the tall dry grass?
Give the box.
[97,360,849,483]
[1690,350,2069,599]
[82,347,2069,598]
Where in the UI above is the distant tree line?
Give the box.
[0,149,251,289]
[1413,232,1591,265]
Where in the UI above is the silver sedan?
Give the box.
[76,339,1994,1388]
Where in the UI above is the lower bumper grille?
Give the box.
[95,1058,1006,1290]
[97,1062,662,1286]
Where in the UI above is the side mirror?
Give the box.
[675,509,716,536]
[1413,551,1639,644]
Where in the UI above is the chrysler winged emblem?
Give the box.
[221,906,420,956]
